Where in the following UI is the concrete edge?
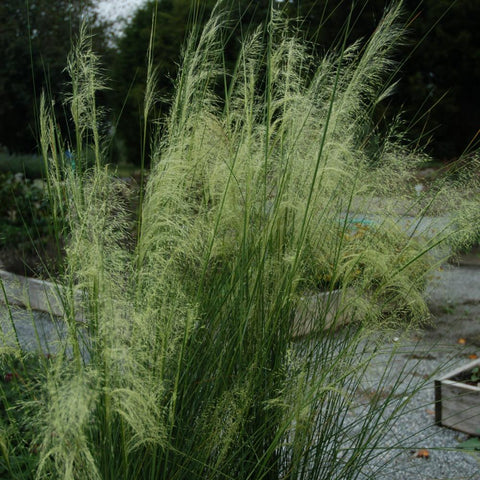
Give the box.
[293,289,353,337]
[0,269,78,318]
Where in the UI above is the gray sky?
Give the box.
[96,0,147,24]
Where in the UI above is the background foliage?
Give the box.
[0,0,478,163]
[0,173,53,275]
[0,0,111,154]
[110,0,480,165]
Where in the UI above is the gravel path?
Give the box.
[354,264,480,479]
[353,337,480,479]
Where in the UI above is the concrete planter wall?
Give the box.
[1,268,350,338]
[0,269,82,319]
[293,288,351,337]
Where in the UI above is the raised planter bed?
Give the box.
[435,358,480,436]
[0,269,64,316]
[0,269,83,320]
[293,288,352,337]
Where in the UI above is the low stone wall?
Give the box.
[0,269,79,318]
[293,289,352,337]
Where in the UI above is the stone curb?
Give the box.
[0,269,70,317]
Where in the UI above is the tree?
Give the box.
[111,0,202,165]
[399,0,480,159]
[112,0,480,163]
[290,0,480,160]
[0,0,111,154]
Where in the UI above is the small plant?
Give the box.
[0,173,49,246]
[446,362,480,386]
[470,366,480,384]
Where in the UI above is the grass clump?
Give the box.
[1,2,479,479]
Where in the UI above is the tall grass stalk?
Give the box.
[1,1,479,479]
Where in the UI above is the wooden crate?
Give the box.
[435,359,480,436]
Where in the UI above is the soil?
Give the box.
[451,244,480,268]
[0,239,62,279]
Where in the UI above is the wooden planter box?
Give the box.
[435,359,480,436]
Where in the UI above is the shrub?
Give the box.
[0,173,58,276]
[0,173,49,241]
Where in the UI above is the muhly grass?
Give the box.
[1,2,480,479]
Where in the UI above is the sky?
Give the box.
[96,0,148,25]
[95,0,290,26]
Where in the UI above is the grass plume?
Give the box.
[1,2,479,479]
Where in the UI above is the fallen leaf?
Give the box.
[468,354,478,360]
[426,409,435,416]
[458,338,467,345]
[413,449,430,459]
